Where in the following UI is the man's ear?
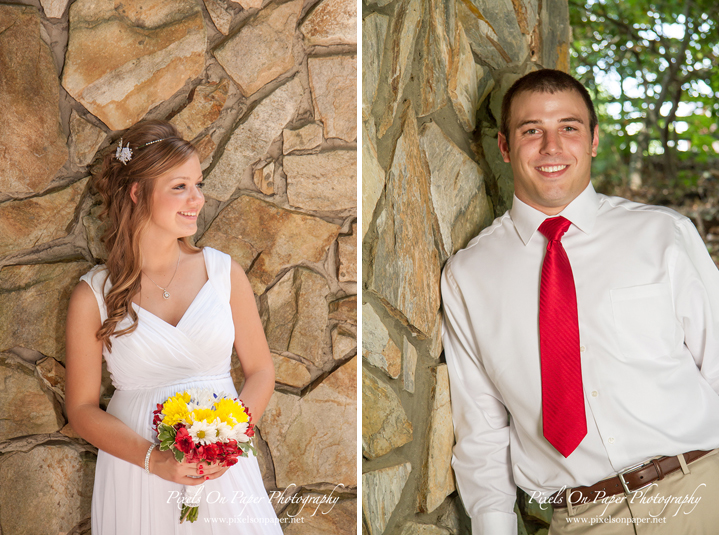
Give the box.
[129,182,139,204]
[591,124,599,157]
[498,132,511,163]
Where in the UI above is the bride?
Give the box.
[65,120,283,533]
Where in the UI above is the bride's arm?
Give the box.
[65,281,210,484]
[229,260,276,422]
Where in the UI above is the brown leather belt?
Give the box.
[552,449,712,508]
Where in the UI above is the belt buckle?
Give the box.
[617,461,653,496]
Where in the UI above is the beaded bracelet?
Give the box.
[145,443,157,474]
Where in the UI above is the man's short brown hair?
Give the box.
[500,69,598,147]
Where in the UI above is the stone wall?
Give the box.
[362,0,569,534]
[0,0,357,533]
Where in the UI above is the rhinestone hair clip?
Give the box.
[114,137,168,165]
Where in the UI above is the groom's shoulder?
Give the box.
[444,211,514,276]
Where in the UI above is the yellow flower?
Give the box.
[190,408,215,425]
[161,392,191,426]
[214,398,249,427]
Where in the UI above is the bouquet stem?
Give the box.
[180,483,204,523]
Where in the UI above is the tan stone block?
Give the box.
[331,325,356,361]
[338,224,357,282]
[195,135,217,166]
[308,56,357,142]
[362,13,388,120]
[197,195,340,294]
[362,462,412,535]
[283,123,323,154]
[329,295,357,325]
[62,0,206,131]
[70,112,106,167]
[170,79,230,142]
[448,21,480,132]
[376,0,422,137]
[264,268,329,367]
[204,78,303,201]
[418,0,452,117]
[400,523,451,535]
[418,365,455,513]
[362,303,401,380]
[456,0,529,70]
[285,150,356,212]
[35,356,66,399]
[41,0,70,18]
[0,262,94,362]
[0,353,64,441]
[203,0,236,35]
[369,107,441,337]
[362,368,412,459]
[214,0,301,97]
[300,0,356,47]
[253,161,275,195]
[0,6,68,195]
[0,178,88,258]
[283,497,356,534]
[259,357,356,487]
[402,336,417,393]
[419,121,492,257]
[0,444,95,534]
[272,352,311,389]
[361,119,385,240]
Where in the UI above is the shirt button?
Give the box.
[591,391,598,397]
[580,346,586,352]
[608,437,615,444]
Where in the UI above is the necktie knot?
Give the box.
[539,216,571,242]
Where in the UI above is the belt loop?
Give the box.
[677,453,690,475]
[566,488,576,517]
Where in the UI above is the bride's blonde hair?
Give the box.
[93,120,198,350]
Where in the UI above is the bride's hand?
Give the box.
[195,460,231,481]
[149,448,205,485]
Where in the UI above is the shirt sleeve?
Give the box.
[672,218,719,394]
[441,259,518,535]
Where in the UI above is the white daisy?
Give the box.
[232,421,251,443]
[213,418,234,441]
[188,419,218,445]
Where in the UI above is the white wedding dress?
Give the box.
[80,247,282,534]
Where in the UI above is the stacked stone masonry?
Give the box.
[362,0,570,534]
[0,0,357,533]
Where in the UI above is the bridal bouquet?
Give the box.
[152,389,256,523]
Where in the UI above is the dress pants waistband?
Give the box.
[551,449,712,508]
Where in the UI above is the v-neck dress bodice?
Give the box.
[80,247,281,534]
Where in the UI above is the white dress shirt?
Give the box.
[441,183,719,535]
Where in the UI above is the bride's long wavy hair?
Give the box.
[94,120,198,350]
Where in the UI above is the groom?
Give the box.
[441,69,719,534]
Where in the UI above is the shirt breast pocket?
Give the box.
[610,283,680,360]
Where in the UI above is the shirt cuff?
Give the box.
[471,511,518,535]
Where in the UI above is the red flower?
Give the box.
[202,443,221,463]
[175,427,195,454]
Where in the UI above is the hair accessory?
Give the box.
[114,138,168,165]
[115,138,133,165]
[138,138,167,149]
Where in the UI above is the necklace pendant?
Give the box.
[162,290,170,299]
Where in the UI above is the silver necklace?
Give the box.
[143,252,181,300]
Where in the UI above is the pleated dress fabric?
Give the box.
[80,247,282,534]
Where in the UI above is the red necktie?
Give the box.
[538,216,586,457]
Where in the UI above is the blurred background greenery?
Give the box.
[570,0,719,259]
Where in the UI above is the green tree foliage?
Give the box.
[570,0,719,192]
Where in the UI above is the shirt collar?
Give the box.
[510,182,600,245]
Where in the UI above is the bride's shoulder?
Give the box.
[78,264,111,295]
